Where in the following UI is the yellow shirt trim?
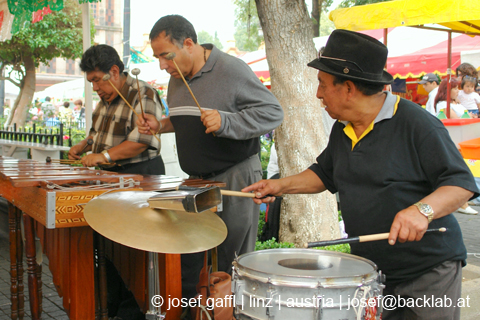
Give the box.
[343,95,400,150]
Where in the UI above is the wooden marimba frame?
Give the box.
[0,157,224,319]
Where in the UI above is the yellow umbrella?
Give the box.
[329,0,480,35]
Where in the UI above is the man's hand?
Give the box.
[242,179,284,205]
[200,109,221,134]
[68,144,85,160]
[81,153,108,167]
[388,206,429,245]
[136,113,160,135]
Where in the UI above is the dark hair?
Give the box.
[456,63,477,79]
[45,96,51,102]
[149,15,197,47]
[461,76,477,89]
[79,44,124,74]
[332,75,384,96]
[434,78,460,108]
[74,99,83,106]
[63,102,70,108]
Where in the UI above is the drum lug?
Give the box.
[313,294,323,320]
[377,270,386,284]
[265,286,278,319]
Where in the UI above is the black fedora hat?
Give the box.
[308,29,393,85]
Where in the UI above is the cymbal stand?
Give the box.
[146,252,166,320]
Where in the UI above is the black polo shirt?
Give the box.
[309,92,479,284]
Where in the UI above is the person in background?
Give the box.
[418,73,439,116]
[456,62,478,83]
[74,99,85,120]
[457,75,480,117]
[434,78,468,119]
[59,102,74,122]
[243,29,478,319]
[137,14,284,302]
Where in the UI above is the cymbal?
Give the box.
[83,191,227,253]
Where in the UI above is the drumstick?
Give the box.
[165,52,203,113]
[102,74,161,143]
[177,186,278,199]
[304,227,447,248]
[130,68,145,118]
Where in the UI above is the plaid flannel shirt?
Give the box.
[89,73,163,166]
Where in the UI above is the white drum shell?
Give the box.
[232,249,383,320]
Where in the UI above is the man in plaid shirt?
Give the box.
[68,44,165,175]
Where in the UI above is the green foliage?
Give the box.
[233,0,264,51]
[319,10,335,36]
[314,243,351,253]
[258,210,266,236]
[260,133,273,178]
[255,238,296,251]
[0,0,93,83]
[338,0,391,8]
[197,30,224,50]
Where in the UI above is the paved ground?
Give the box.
[0,199,478,319]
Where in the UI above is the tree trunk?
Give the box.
[312,0,320,38]
[256,0,340,246]
[10,54,35,127]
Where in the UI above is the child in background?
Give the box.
[457,75,480,117]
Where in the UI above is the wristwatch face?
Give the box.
[419,203,432,213]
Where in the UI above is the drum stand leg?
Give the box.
[146,252,166,320]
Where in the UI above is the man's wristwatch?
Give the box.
[414,202,434,223]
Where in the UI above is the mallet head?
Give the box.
[165,52,176,60]
[102,74,111,81]
[131,68,141,76]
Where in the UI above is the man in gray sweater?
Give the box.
[137,15,284,300]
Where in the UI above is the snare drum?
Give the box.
[232,249,383,320]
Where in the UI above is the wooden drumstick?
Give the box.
[130,68,145,118]
[304,227,447,248]
[165,52,203,113]
[177,186,278,199]
[102,74,161,143]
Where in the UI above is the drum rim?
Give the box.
[234,248,378,281]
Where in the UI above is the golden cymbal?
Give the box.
[83,191,227,253]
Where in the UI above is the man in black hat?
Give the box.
[243,29,478,319]
[418,73,440,116]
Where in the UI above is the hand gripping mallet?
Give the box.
[304,227,447,248]
[102,74,162,143]
[130,68,145,118]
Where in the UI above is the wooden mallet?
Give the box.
[130,68,145,118]
[304,227,447,248]
[165,52,203,113]
[102,74,161,143]
[165,52,215,136]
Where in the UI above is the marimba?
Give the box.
[0,157,225,320]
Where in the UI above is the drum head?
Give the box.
[235,249,377,285]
